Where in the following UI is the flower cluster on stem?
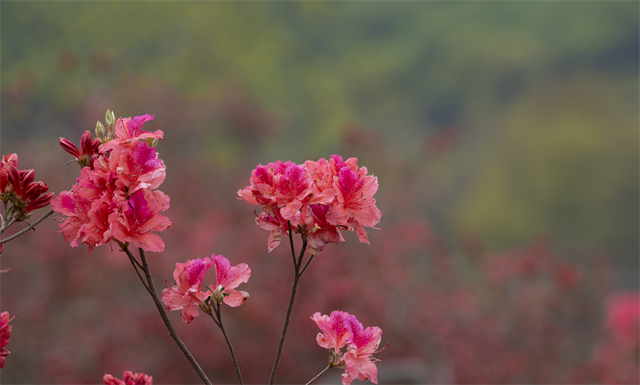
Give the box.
[238,155,381,255]
[53,113,171,254]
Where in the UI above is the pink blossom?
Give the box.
[311,311,351,355]
[238,155,380,254]
[211,254,251,307]
[342,315,383,385]
[107,140,166,194]
[162,257,214,324]
[51,188,110,255]
[103,371,152,385]
[326,156,381,244]
[109,189,172,252]
[0,311,15,369]
[100,114,163,153]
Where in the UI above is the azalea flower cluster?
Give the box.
[0,311,15,369]
[162,254,251,323]
[0,154,54,225]
[312,311,384,385]
[237,155,381,255]
[103,371,152,385]
[52,114,171,254]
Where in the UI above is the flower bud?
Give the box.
[213,284,225,305]
[95,121,107,143]
[80,131,93,156]
[146,137,158,148]
[105,109,114,129]
[59,137,81,158]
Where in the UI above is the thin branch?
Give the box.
[305,364,332,385]
[213,302,244,385]
[298,253,316,276]
[287,221,298,271]
[268,236,308,385]
[122,247,152,294]
[0,209,54,243]
[134,247,212,385]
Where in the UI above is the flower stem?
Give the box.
[0,208,53,242]
[212,303,244,385]
[127,247,212,385]
[268,228,308,385]
[305,364,332,385]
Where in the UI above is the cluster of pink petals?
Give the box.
[0,154,54,217]
[0,311,15,369]
[162,254,251,324]
[312,311,384,385]
[238,155,381,255]
[52,115,171,254]
[103,371,152,385]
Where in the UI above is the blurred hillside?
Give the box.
[0,1,638,383]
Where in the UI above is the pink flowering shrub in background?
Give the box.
[0,311,15,369]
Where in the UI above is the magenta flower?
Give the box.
[103,371,152,385]
[0,311,15,369]
[162,257,214,324]
[311,311,351,355]
[342,316,383,385]
[211,254,251,307]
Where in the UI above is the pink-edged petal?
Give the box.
[223,288,249,307]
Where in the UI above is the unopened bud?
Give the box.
[95,121,107,143]
[105,109,114,129]
[213,284,225,304]
[146,137,158,148]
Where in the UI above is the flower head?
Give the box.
[162,257,213,324]
[53,112,171,254]
[238,155,380,255]
[342,316,383,385]
[211,254,251,307]
[103,371,152,385]
[312,311,384,385]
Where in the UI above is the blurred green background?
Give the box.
[3,1,636,281]
[1,1,638,383]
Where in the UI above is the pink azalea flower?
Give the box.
[0,311,15,369]
[52,188,110,255]
[239,155,381,253]
[162,258,213,324]
[107,141,166,195]
[342,316,383,385]
[311,311,351,355]
[109,189,172,253]
[103,371,153,385]
[211,254,251,307]
[326,156,381,244]
[100,114,163,153]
